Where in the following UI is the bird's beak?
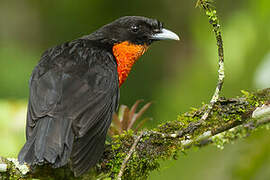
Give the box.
[151,28,180,41]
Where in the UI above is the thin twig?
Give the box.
[117,131,144,180]
[197,0,225,123]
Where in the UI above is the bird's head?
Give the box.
[87,16,180,86]
[91,16,179,46]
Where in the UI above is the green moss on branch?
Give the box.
[1,89,269,180]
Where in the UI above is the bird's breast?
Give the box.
[112,41,148,86]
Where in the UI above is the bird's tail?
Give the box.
[70,106,113,177]
[18,116,74,168]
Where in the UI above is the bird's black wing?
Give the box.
[18,41,119,176]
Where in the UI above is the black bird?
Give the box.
[18,16,179,176]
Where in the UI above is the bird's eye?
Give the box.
[131,25,139,33]
[153,29,160,33]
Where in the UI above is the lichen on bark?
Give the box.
[1,89,269,180]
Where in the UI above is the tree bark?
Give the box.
[0,88,269,180]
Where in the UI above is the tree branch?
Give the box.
[0,89,269,180]
[196,0,225,123]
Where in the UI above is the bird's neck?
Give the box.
[112,41,148,87]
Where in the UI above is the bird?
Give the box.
[18,16,179,177]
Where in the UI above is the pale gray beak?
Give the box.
[151,28,180,41]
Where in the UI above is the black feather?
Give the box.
[18,38,119,176]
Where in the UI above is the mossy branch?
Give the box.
[196,0,225,123]
[1,89,270,180]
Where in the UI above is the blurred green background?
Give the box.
[0,0,270,179]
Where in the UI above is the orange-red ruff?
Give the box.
[112,41,148,86]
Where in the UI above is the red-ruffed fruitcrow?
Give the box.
[18,16,179,176]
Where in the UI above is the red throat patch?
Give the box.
[112,41,148,86]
